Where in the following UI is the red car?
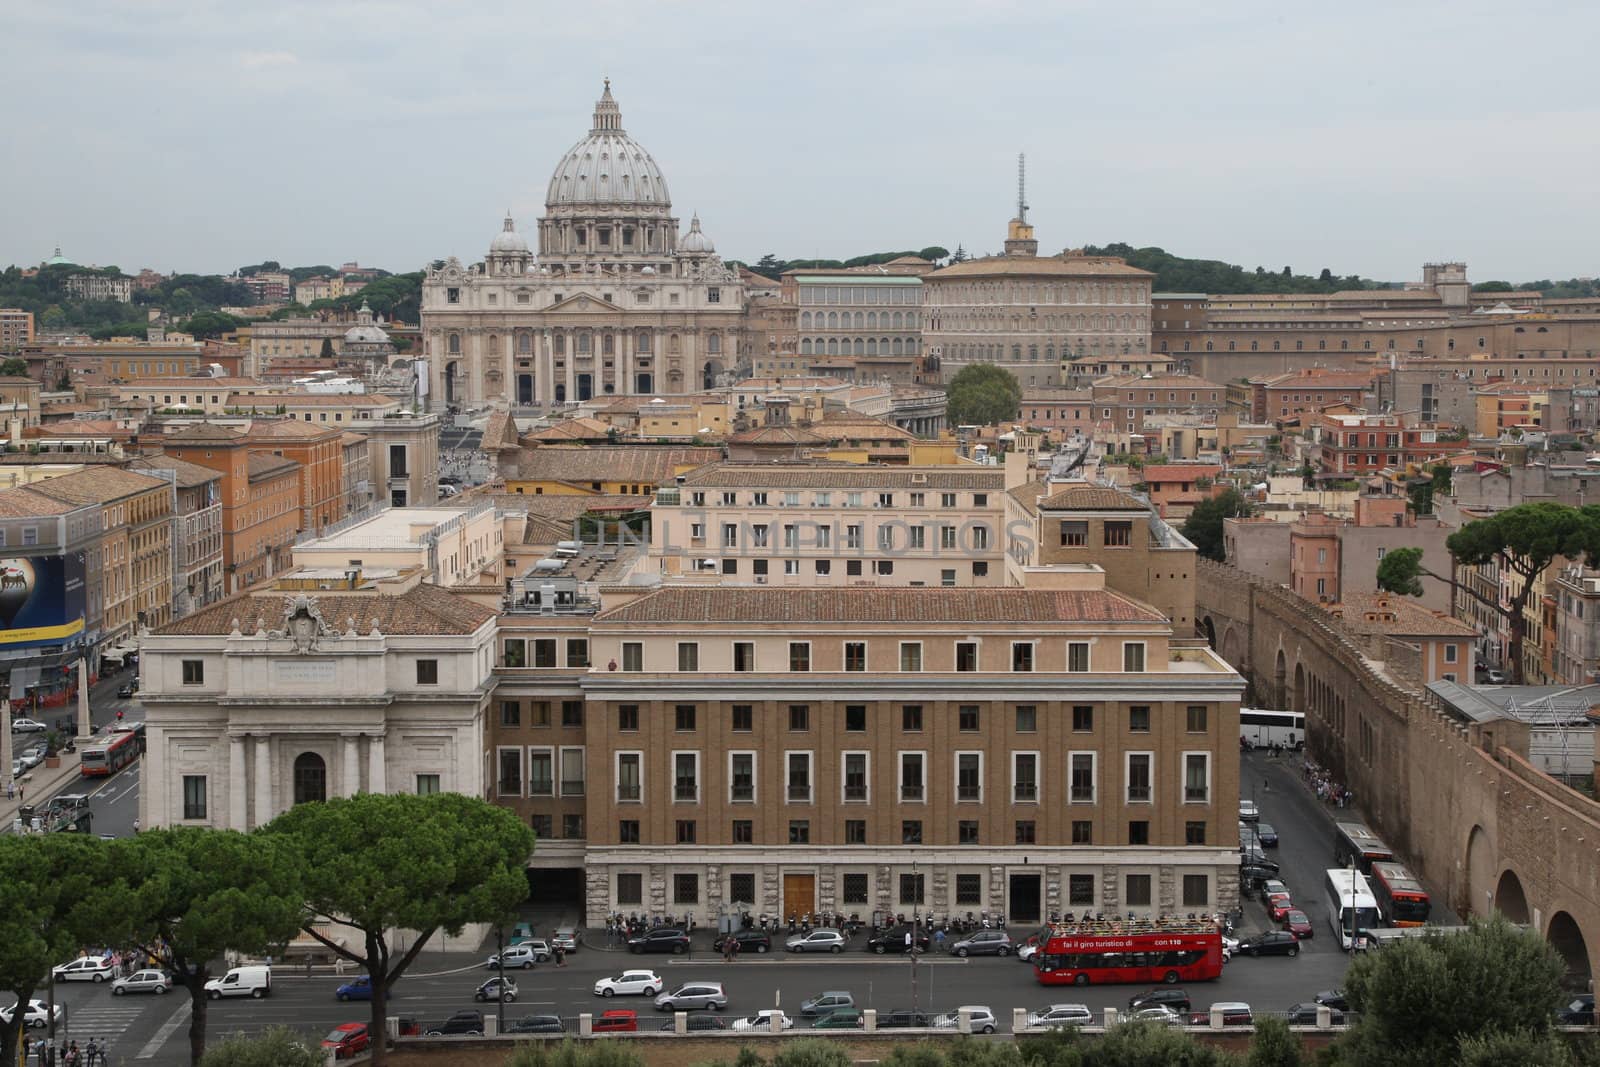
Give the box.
[593,1009,638,1033]
[321,1022,370,1059]
[1282,909,1314,939]
[1268,896,1296,922]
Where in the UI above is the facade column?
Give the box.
[564,331,575,404]
[253,735,271,829]
[541,330,554,405]
[652,329,663,394]
[618,330,631,396]
[342,734,361,796]
[368,733,387,794]
[229,735,247,829]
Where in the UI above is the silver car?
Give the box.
[785,929,846,953]
[654,982,727,1012]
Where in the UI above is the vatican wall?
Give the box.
[1199,559,1600,985]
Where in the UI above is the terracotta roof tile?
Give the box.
[678,464,1004,490]
[1328,593,1479,638]
[247,453,299,481]
[155,581,496,637]
[504,446,721,486]
[1141,465,1224,483]
[1038,484,1149,511]
[597,587,1164,625]
[25,467,168,504]
[927,253,1155,280]
[0,487,89,517]
[127,455,223,488]
[166,423,247,444]
[480,411,521,451]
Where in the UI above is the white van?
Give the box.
[204,965,271,1000]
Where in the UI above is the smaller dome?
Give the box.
[344,301,391,345]
[679,213,714,253]
[490,212,529,254]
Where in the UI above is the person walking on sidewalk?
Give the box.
[554,944,565,968]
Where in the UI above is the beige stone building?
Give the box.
[348,408,440,508]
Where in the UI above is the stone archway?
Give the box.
[1293,663,1307,715]
[1201,616,1217,651]
[1494,868,1531,924]
[1274,649,1288,710]
[1466,826,1496,918]
[1221,626,1244,668]
[1547,911,1593,991]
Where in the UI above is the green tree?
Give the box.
[950,245,970,263]
[1016,1028,1086,1067]
[753,254,782,277]
[116,829,306,1065]
[266,792,535,1067]
[946,363,1021,427]
[1473,281,1516,292]
[319,337,335,358]
[0,358,27,376]
[505,1038,646,1067]
[181,311,244,340]
[1081,1019,1234,1066]
[1457,1029,1575,1067]
[0,836,115,1067]
[919,246,951,262]
[1246,1015,1304,1067]
[198,1026,322,1067]
[1376,546,1428,598]
[1181,487,1251,562]
[1333,917,1565,1067]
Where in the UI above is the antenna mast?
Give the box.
[1016,153,1028,222]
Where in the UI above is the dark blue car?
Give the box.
[336,975,373,1002]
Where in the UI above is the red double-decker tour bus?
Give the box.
[1369,861,1431,927]
[1034,918,1224,987]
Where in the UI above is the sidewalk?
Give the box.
[2,749,84,830]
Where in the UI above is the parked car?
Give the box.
[811,1009,865,1030]
[1558,994,1595,1026]
[486,942,545,969]
[474,976,518,1003]
[1025,1004,1093,1030]
[1268,896,1297,922]
[1191,1002,1254,1026]
[507,1014,567,1034]
[800,991,855,1017]
[116,683,138,700]
[714,929,772,954]
[1129,988,1191,1014]
[335,975,374,1002]
[1255,822,1279,847]
[950,930,1013,957]
[16,748,42,771]
[732,1010,794,1032]
[655,982,727,1012]
[591,1010,638,1033]
[10,717,46,733]
[53,955,116,983]
[509,921,536,944]
[1484,669,1507,685]
[1239,799,1260,821]
[658,1015,727,1032]
[321,1023,370,1059]
[425,1010,484,1036]
[1260,879,1292,907]
[934,1006,997,1034]
[627,928,690,955]
[112,969,173,996]
[1314,989,1350,1012]
[593,970,662,998]
[1124,1006,1185,1026]
[877,1009,934,1029]
[552,926,579,953]
[1282,909,1314,939]
[866,927,930,954]
[0,1000,61,1030]
[1287,1002,1345,1026]
[1237,931,1301,957]
[786,929,846,953]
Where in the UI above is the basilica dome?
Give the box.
[490,212,529,253]
[545,80,671,209]
[679,213,714,253]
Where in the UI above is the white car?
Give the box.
[1239,799,1260,822]
[113,969,173,995]
[1,999,61,1029]
[1017,942,1040,962]
[785,929,846,953]
[53,956,116,983]
[1124,1005,1185,1026]
[732,1010,794,1032]
[10,718,47,733]
[593,970,662,998]
[934,1006,998,1034]
[1026,1004,1092,1030]
[485,942,546,969]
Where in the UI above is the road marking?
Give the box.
[135,1000,191,1059]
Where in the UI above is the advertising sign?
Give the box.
[0,552,87,648]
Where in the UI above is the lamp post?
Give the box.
[910,860,920,1017]
[495,926,506,1033]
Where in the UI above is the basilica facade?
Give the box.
[420,82,748,411]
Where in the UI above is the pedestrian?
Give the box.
[554,944,565,968]
[1262,777,1270,794]
[133,818,140,833]
[6,779,12,800]
[731,938,741,962]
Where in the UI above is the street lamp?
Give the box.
[495,926,506,1033]
[910,860,920,1016]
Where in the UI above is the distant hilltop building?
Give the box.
[41,247,135,304]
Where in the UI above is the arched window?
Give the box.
[800,311,812,329]
[576,332,591,355]
[637,331,651,353]
[891,338,904,355]
[866,338,878,355]
[827,338,839,355]
[1012,344,1023,360]
[670,333,681,354]
[517,332,532,355]
[603,333,615,356]
[867,311,878,329]
[293,752,327,805]
[854,311,865,329]
[1028,344,1038,361]
[827,311,838,329]
[708,334,721,355]
[447,333,461,355]
[854,338,865,355]
[801,338,813,355]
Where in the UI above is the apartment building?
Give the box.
[500,445,719,498]
[1091,374,1226,438]
[1311,411,1461,475]
[127,456,225,617]
[0,309,34,352]
[161,425,301,593]
[1248,368,1375,424]
[349,408,442,508]
[245,420,345,536]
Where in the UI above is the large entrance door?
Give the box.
[635,372,653,395]
[783,873,816,920]
[1009,872,1042,923]
[576,373,593,402]
[517,374,534,405]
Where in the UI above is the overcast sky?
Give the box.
[5,1,1596,284]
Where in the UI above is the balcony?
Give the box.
[560,779,586,797]
[1185,787,1209,803]
[1014,784,1037,802]
[1070,786,1094,803]
[730,787,754,802]
[497,779,522,797]
[674,784,698,802]
[957,785,981,801]
[1127,786,1152,803]
[844,784,868,802]
[787,785,812,803]
[528,780,554,798]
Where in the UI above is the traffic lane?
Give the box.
[1241,748,1352,946]
[85,763,139,838]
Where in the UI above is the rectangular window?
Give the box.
[561,700,584,728]
[1123,642,1146,672]
[673,752,700,802]
[730,752,755,802]
[788,704,810,731]
[566,639,589,668]
[1013,752,1038,802]
[1070,752,1096,802]
[528,750,553,796]
[618,821,640,844]
[1015,820,1036,845]
[941,492,957,508]
[843,872,870,904]
[1126,873,1152,907]
[1129,705,1151,732]
[955,641,977,670]
[899,872,925,905]
[1445,644,1459,664]
[1128,821,1150,846]
[844,642,866,671]
[845,820,866,845]
[899,642,922,672]
[1182,874,1210,908]
[732,820,753,844]
[617,704,639,731]
[1072,705,1094,732]
[940,526,957,549]
[902,820,923,844]
[733,642,755,672]
[958,820,980,844]
[1104,521,1132,547]
[1184,752,1211,803]
[789,642,811,672]
[843,752,869,802]
[1186,705,1208,732]
[909,526,926,549]
[182,775,207,819]
[676,821,696,844]
[1068,873,1095,906]
[416,659,438,685]
[621,642,643,671]
[677,642,699,671]
[1126,753,1152,803]
[181,660,204,685]
[956,752,982,802]
[731,704,753,731]
[530,814,552,838]
[617,872,643,902]
[1067,642,1090,672]
[1071,821,1093,846]
[500,700,521,727]
[616,753,642,802]
[675,704,697,731]
[1015,704,1037,733]
[1185,820,1207,845]
[497,748,523,796]
[955,873,982,905]
[900,752,924,801]
[559,746,585,796]
[902,704,923,731]
[958,705,980,731]
[562,813,584,839]
[1012,642,1034,672]
[815,559,831,576]
[415,774,440,795]
[786,751,813,802]
[845,704,867,731]
[1059,520,1088,546]
[533,640,557,668]
[674,873,699,903]
[789,820,811,844]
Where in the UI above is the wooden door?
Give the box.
[783,872,816,919]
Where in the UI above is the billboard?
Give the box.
[0,552,86,648]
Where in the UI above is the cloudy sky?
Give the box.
[5,1,1596,283]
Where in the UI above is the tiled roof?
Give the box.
[480,411,521,451]
[156,581,496,637]
[34,419,131,436]
[813,414,916,441]
[529,417,614,441]
[927,253,1155,280]
[0,486,89,517]
[120,377,261,388]
[166,423,246,444]
[25,467,169,505]
[339,431,368,448]
[1258,370,1374,390]
[597,587,1164,625]
[127,455,223,488]
[677,464,1005,490]
[246,453,299,481]
[503,446,721,486]
[1038,484,1149,511]
[225,393,398,408]
[246,420,340,440]
[1141,465,1224,483]
[727,425,826,446]
[1096,374,1226,391]
[1328,593,1479,638]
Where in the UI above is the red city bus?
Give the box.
[81,729,140,778]
[1368,861,1431,927]
[1034,918,1223,987]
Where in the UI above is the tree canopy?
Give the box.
[197,1026,322,1067]
[946,363,1021,427]
[266,792,535,1066]
[1181,488,1252,562]
[1081,243,1386,294]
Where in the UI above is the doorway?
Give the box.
[577,373,593,402]
[1008,872,1042,924]
[635,372,653,394]
[782,872,816,920]
[517,374,534,405]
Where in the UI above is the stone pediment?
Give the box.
[547,293,623,314]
